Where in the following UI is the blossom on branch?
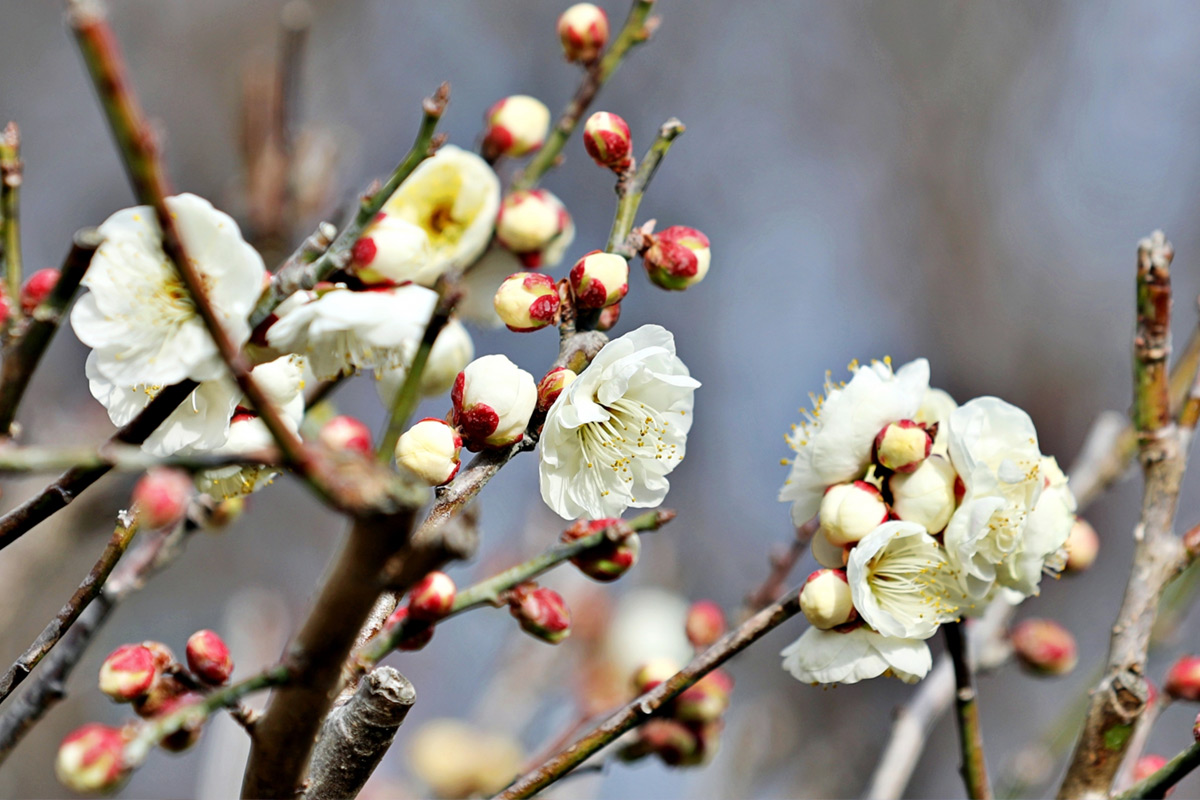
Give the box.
[781,626,931,686]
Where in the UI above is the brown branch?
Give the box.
[945,622,993,799]
[743,517,817,614]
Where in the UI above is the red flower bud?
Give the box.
[1133,754,1168,784]
[537,367,577,413]
[1010,618,1078,676]
[509,584,571,644]
[643,226,711,291]
[384,606,435,651]
[483,96,551,159]
[408,571,457,620]
[186,629,234,685]
[20,268,60,314]
[558,3,609,63]
[1166,655,1200,702]
[596,301,622,332]
[562,518,640,582]
[632,657,680,694]
[583,112,632,171]
[685,600,727,648]
[569,250,628,309]
[56,724,130,793]
[132,467,193,530]
[319,415,373,455]
[1064,517,1100,573]
[673,670,733,723]
[154,692,206,752]
[133,673,188,718]
[98,643,158,702]
[873,419,933,474]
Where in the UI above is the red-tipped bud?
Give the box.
[186,630,233,685]
[494,272,560,332]
[319,415,373,455]
[1011,618,1078,676]
[350,212,431,286]
[155,692,206,752]
[583,112,632,171]
[509,584,571,644]
[384,606,435,651]
[537,367,577,413]
[1133,754,1169,784]
[818,480,889,547]
[643,227,711,291]
[408,571,457,620]
[1165,655,1200,702]
[561,517,640,582]
[633,657,680,694]
[558,3,609,63]
[873,419,933,473]
[495,189,573,268]
[56,724,130,793]
[98,644,157,702]
[483,96,551,159]
[642,719,701,766]
[596,301,621,331]
[800,568,857,630]
[1064,517,1100,573]
[0,286,11,327]
[133,674,187,718]
[569,250,628,309]
[140,641,176,672]
[396,418,463,486]
[685,600,727,648]
[674,670,733,723]
[132,467,193,530]
[20,268,60,314]
[452,355,537,451]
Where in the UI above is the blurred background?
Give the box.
[3,1,1200,797]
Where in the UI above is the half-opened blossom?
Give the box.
[779,358,929,525]
[847,520,967,640]
[382,145,501,281]
[780,626,931,686]
[539,324,699,519]
[71,193,265,387]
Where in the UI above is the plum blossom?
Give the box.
[781,626,931,686]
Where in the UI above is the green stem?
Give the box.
[513,0,657,191]
[0,443,274,474]
[605,118,685,255]
[945,622,993,800]
[1115,741,1200,799]
[0,123,21,312]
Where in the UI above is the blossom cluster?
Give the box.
[778,359,1075,685]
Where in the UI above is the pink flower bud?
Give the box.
[132,467,193,530]
[1133,754,1168,783]
[1166,655,1200,702]
[155,692,206,752]
[319,415,373,455]
[558,3,609,63]
[395,418,463,485]
[133,673,187,718]
[799,568,857,630]
[384,606,435,651]
[451,355,537,450]
[186,629,234,685]
[140,640,176,672]
[20,268,60,314]
[495,190,573,268]
[55,724,129,793]
[674,670,733,723]
[408,571,457,620]
[1064,517,1100,573]
[873,419,933,473]
[632,657,680,693]
[350,212,431,286]
[509,584,571,644]
[537,367,577,413]
[818,480,889,546]
[98,644,158,702]
[641,719,701,766]
[596,301,621,331]
[483,95,551,158]
[561,517,640,582]
[685,600,727,648]
[643,227,711,291]
[1011,618,1078,676]
[569,250,628,309]
[583,112,632,171]
[493,272,560,332]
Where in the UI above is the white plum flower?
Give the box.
[779,358,929,525]
[539,324,699,520]
[781,626,932,686]
[71,193,265,387]
[916,387,958,456]
[382,145,501,281]
[265,285,437,379]
[847,520,968,640]
[997,456,1075,597]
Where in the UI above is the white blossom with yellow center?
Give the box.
[539,324,699,519]
[781,626,931,686]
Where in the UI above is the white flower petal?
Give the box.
[781,626,931,685]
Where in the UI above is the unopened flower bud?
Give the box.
[537,367,577,413]
[21,268,60,314]
[800,568,856,630]
[384,606,435,651]
[451,355,537,450]
[674,670,733,723]
[642,719,701,767]
[1011,618,1077,676]
[1133,754,1168,783]
[0,286,11,327]
[495,190,573,268]
[155,692,206,752]
[596,301,621,331]
[811,528,849,569]
[186,630,233,685]
[133,673,187,718]
[873,420,933,473]
[509,584,571,644]
[98,644,157,702]
[351,212,431,286]
[570,250,628,309]
[132,467,193,530]
[888,455,957,533]
[396,418,462,485]
[409,571,457,620]
[319,415,373,455]
[583,112,632,171]
[818,480,889,547]
[685,600,727,648]
[493,272,560,332]
[56,724,129,793]
[1166,655,1200,702]
[1064,517,1100,573]
[558,3,609,63]
[643,227,711,291]
[633,657,680,693]
[140,640,176,672]
[483,96,551,158]
[561,517,640,581]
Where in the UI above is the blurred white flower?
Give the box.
[604,588,694,677]
[778,358,929,525]
[374,316,475,403]
[781,626,931,686]
[71,193,265,387]
[539,324,699,520]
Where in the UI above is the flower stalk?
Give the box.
[606,118,685,256]
[0,122,22,315]
[945,621,993,800]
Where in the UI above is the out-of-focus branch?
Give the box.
[0,229,101,435]
[0,443,277,474]
[743,517,817,615]
[512,0,658,191]
[493,586,803,800]
[945,621,992,799]
[0,123,22,318]
[303,667,415,800]
[606,118,685,256]
[1113,739,1200,799]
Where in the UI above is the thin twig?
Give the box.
[743,517,817,614]
[0,122,23,314]
[945,621,993,800]
[605,118,685,256]
[1113,740,1200,799]
[0,443,276,474]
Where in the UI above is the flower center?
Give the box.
[867,536,961,624]
[576,396,681,499]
